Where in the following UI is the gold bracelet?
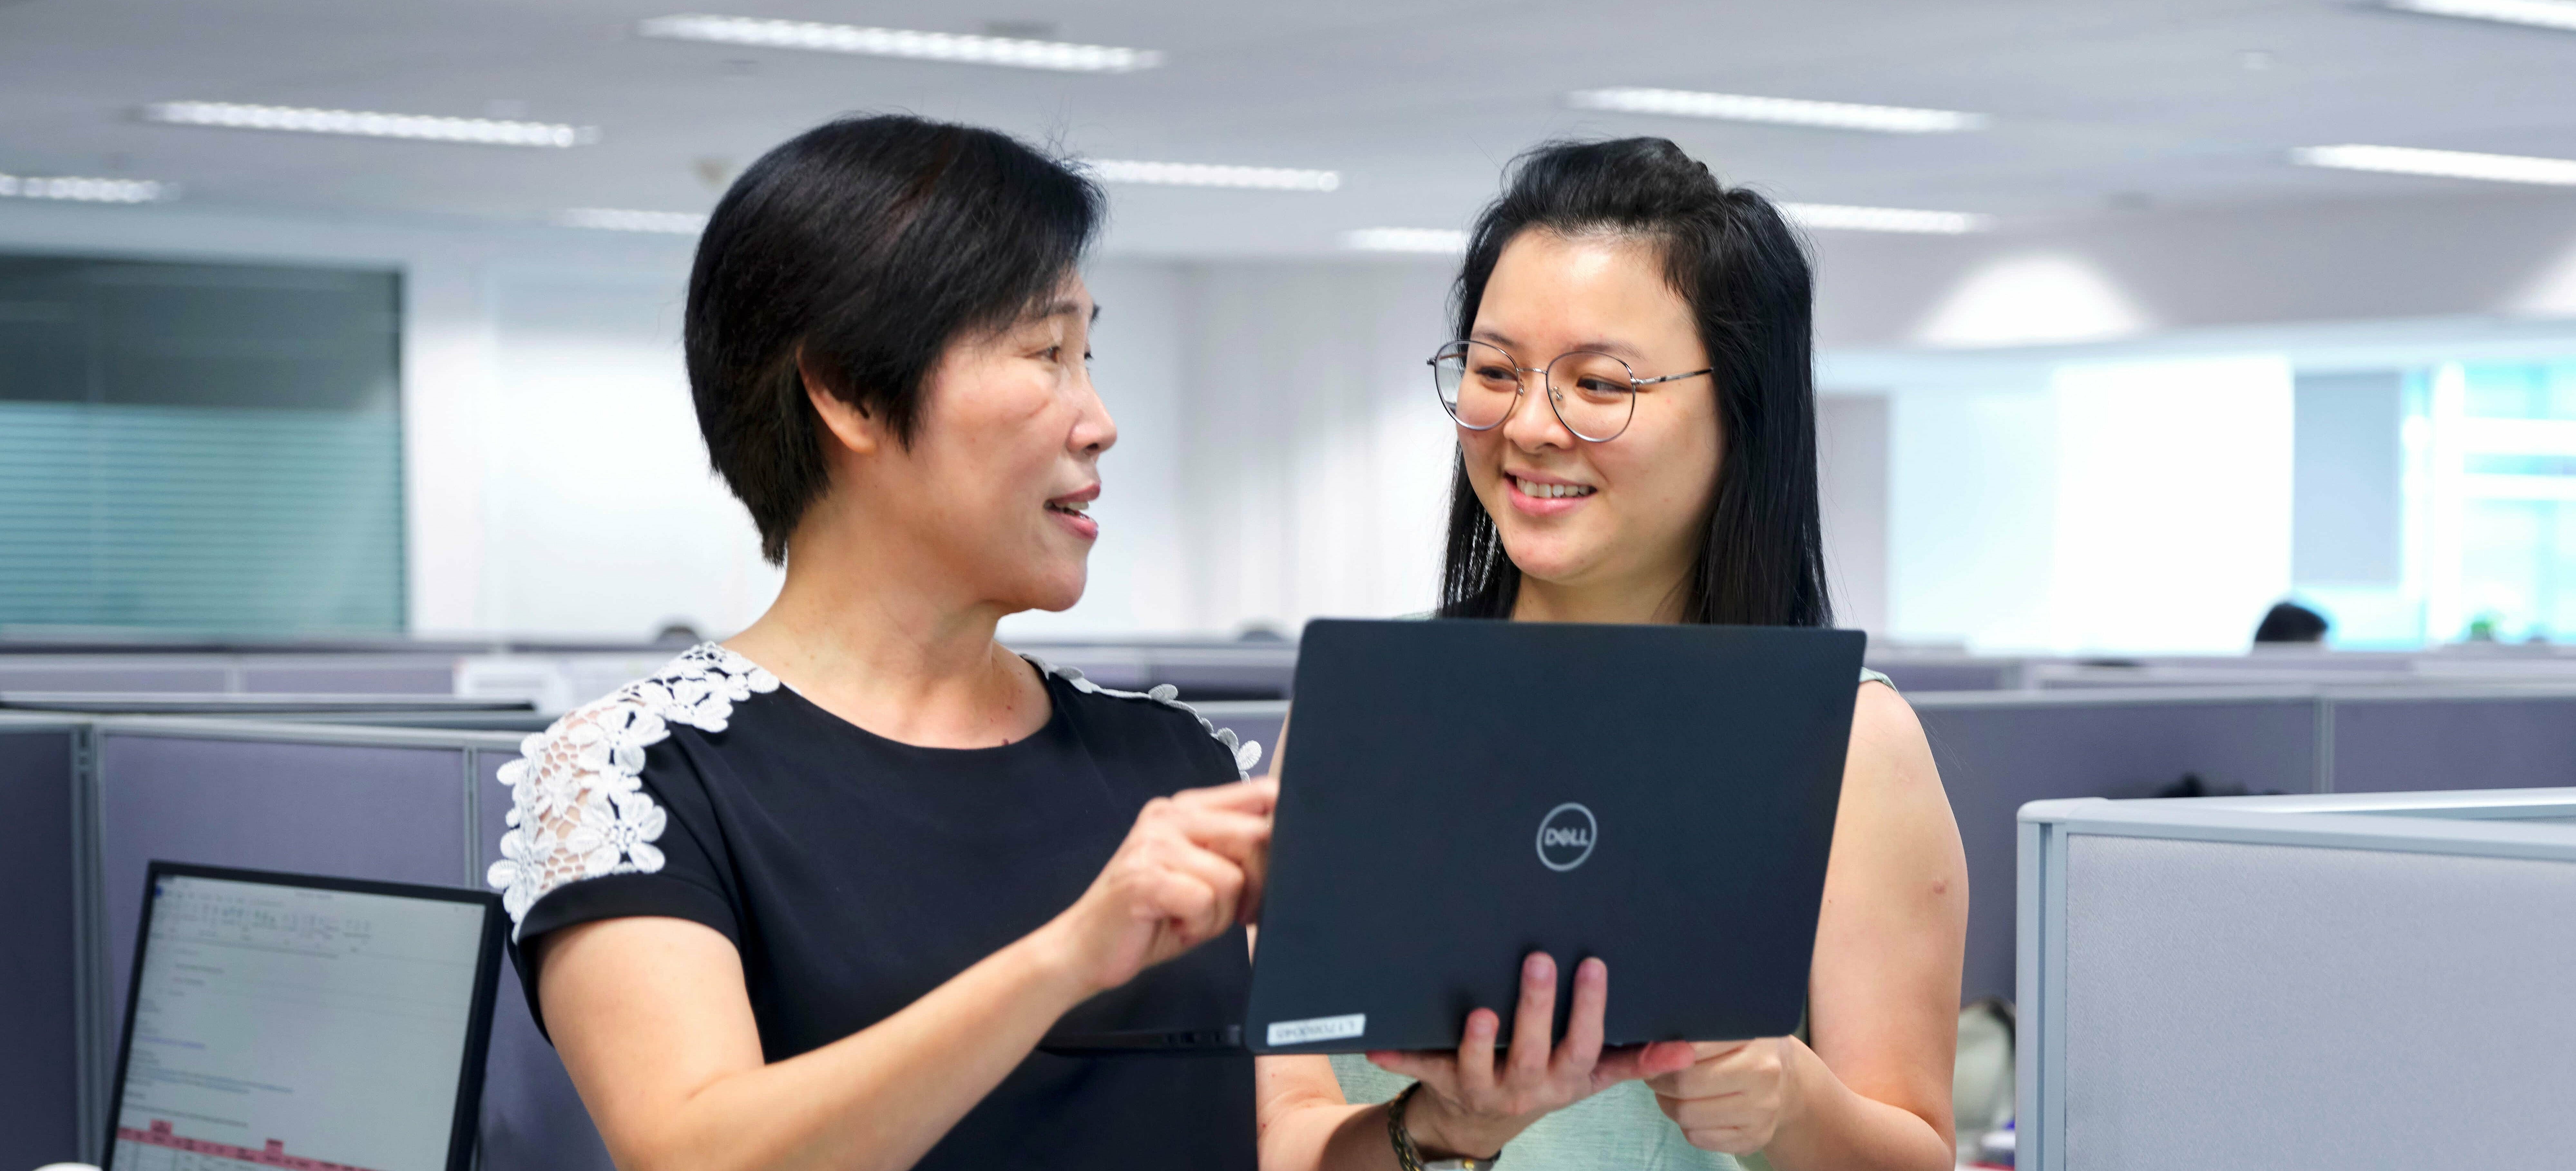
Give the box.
[1387,1083,1502,1170]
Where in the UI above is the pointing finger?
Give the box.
[1173,777,1276,815]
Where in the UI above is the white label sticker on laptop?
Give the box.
[1267,1013,1366,1046]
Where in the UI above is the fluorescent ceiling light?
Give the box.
[144,101,596,147]
[2385,0,2576,33]
[2292,144,2576,186]
[561,208,708,234]
[1085,159,1340,192]
[1568,87,1986,133]
[1780,202,1991,234]
[638,14,1162,72]
[0,174,174,203]
[1344,227,1468,253]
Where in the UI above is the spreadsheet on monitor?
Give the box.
[109,872,494,1171]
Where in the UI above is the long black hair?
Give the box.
[1436,137,1832,628]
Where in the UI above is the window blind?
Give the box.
[0,257,403,634]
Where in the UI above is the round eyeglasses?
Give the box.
[1428,339,1711,443]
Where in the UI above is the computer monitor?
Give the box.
[106,862,506,1171]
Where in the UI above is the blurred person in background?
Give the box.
[2254,600,2330,645]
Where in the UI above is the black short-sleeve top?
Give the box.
[487,644,1265,1170]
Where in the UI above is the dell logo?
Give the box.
[1536,803,1597,872]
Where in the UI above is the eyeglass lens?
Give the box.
[1430,340,1636,442]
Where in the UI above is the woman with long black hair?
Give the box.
[1266,138,1969,1170]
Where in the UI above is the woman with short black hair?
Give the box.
[499,114,1668,1171]
[497,113,1278,1171]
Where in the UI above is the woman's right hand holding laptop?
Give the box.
[1363,950,1699,1157]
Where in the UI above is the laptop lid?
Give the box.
[1245,618,1862,1055]
[106,861,507,1171]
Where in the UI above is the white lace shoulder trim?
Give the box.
[486,643,779,934]
[1019,653,1265,779]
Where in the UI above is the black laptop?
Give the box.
[1046,617,1861,1056]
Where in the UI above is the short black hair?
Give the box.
[1438,138,1832,627]
[2255,601,2330,643]
[685,114,1104,563]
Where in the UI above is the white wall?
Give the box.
[1817,394,1890,635]
[14,181,2576,647]
[458,252,1229,641]
[1810,187,2576,352]
[997,261,1197,638]
[478,265,778,637]
[1169,260,1458,632]
[1886,371,2061,650]
[1880,354,2346,654]
[2046,357,2294,653]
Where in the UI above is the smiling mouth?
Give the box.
[1045,498,1090,517]
[1510,475,1596,500]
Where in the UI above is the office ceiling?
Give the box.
[0,0,2571,255]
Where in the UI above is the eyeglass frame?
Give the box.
[1426,338,1714,443]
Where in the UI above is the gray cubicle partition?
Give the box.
[90,721,495,1025]
[0,713,87,1171]
[0,636,500,654]
[2137,650,2422,672]
[0,652,464,695]
[2034,655,2576,691]
[2018,790,2576,1169]
[234,655,464,694]
[2326,686,2576,794]
[8,703,548,1165]
[291,707,557,732]
[85,720,503,1161]
[1864,657,2028,693]
[52,676,2576,1168]
[1910,689,2323,1003]
[0,657,231,691]
[1011,641,1301,700]
[1019,643,1153,690]
[77,717,614,1170]
[462,641,1304,717]
[2,692,527,715]
[1135,644,1300,700]
[2032,664,2420,690]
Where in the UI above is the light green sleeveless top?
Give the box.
[1325,668,1893,1171]
[1333,1056,1760,1171]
